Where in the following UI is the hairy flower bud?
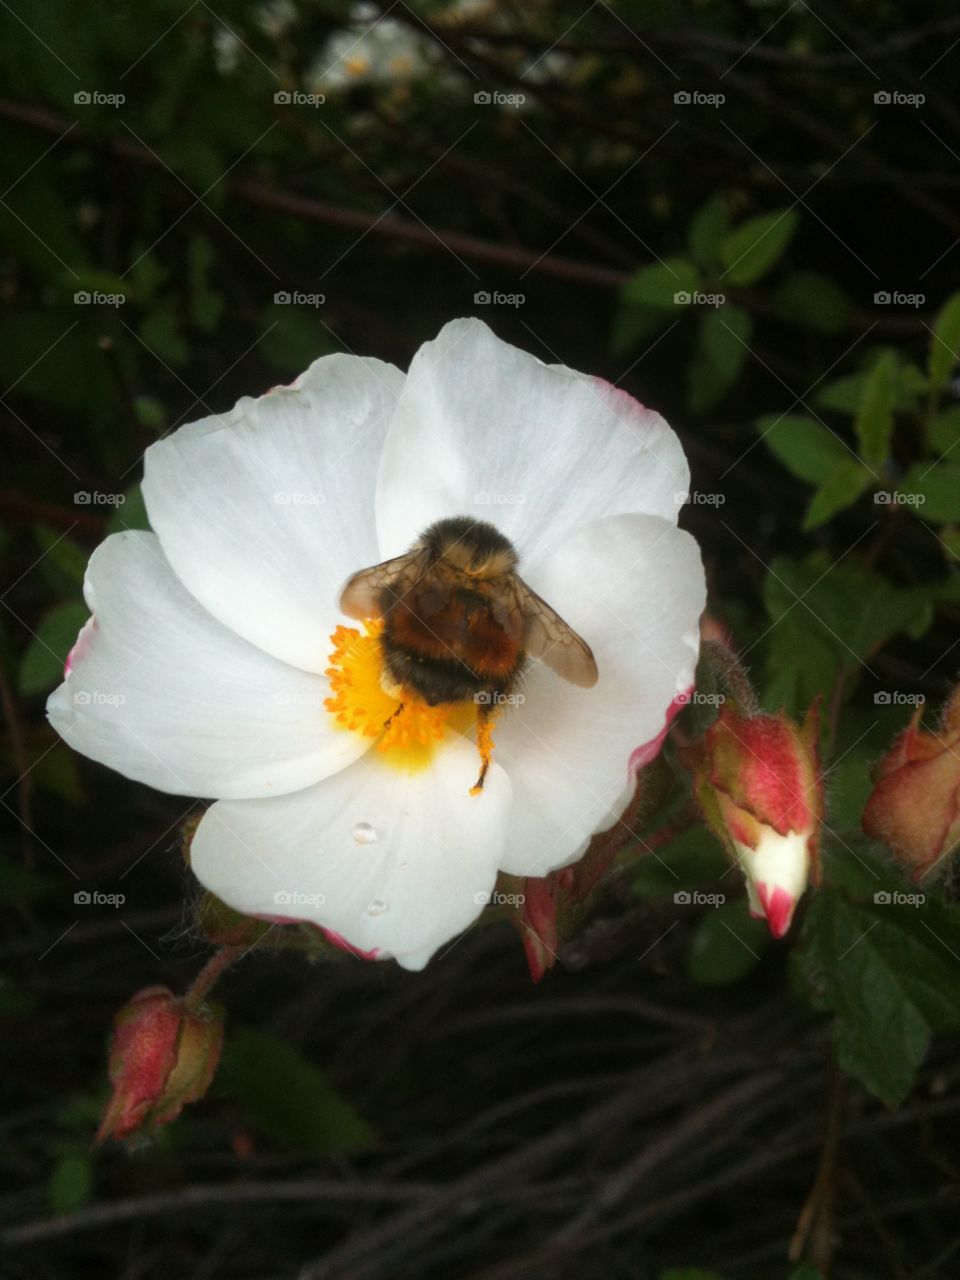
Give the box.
[863,687,960,879]
[96,986,223,1144]
[691,702,822,938]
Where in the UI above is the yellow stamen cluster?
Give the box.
[324,622,479,772]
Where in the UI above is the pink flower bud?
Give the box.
[96,986,223,1144]
[863,687,960,879]
[691,702,822,939]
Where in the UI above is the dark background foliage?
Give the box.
[4,2,960,1277]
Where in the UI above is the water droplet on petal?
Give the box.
[352,822,377,845]
[365,899,388,917]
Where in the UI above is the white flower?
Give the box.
[736,830,811,939]
[48,319,705,970]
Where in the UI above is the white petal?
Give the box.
[492,514,705,877]
[143,353,404,673]
[375,318,690,565]
[189,737,512,969]
[47,532,369,799]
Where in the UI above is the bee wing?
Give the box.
[339,550,427,620]
[516,578,599,688]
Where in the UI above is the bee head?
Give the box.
[419,516,518,579]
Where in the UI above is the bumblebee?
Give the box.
[339,516,598,789]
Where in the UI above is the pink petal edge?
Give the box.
[628,686,693,773]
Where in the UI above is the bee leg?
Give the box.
[382,703,404,731]
[470,706,496,796]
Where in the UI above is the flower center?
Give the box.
[324,621,483,776]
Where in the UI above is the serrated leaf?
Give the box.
[688,305,752,413]
[18,602,89,696]
[218,1027,376,1154]
[622,257,699,309]
[757,415,852,484]
[796,894,960,1106]
[854,350,896,465]
[720,208,799,285]
[928,292,960,390]
[803,460,873,530]
[898,462,960,522]
[776,271,849,333]
[687,196,730,268]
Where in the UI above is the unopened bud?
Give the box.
[96,986,223,1144]
[689,702,822,938]
[863,686,960,879]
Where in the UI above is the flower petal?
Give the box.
[47,532,369,799]
[492,513,705,877]
[142,353,404,673]
[375,318,689,564]
[189,737,512,970]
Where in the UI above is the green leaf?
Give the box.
[686,897,770,986]
[762,558,935,713]
[622,257,699,309]
[796,894,960,1106]
[610,302,675,355]
[853,350,896,466]
[260,307,337,375]
[218,1027,376,1154]
[928,292,960,391]
[803,460,873,530]
[757,414,852,485]
[34,525,88,594]
[776,271,849,333]
[928,405,960,456]
[898,462,960,522]
[48,1151,92,1214]
[720,208,800,285]
[633,829,727,900]
[687,195,730,269]
[817,355,926,416]
[688,305,752,413]
[17,602,89,696]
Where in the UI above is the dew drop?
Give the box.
[366,899,389,917]
[352,821,378,845]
